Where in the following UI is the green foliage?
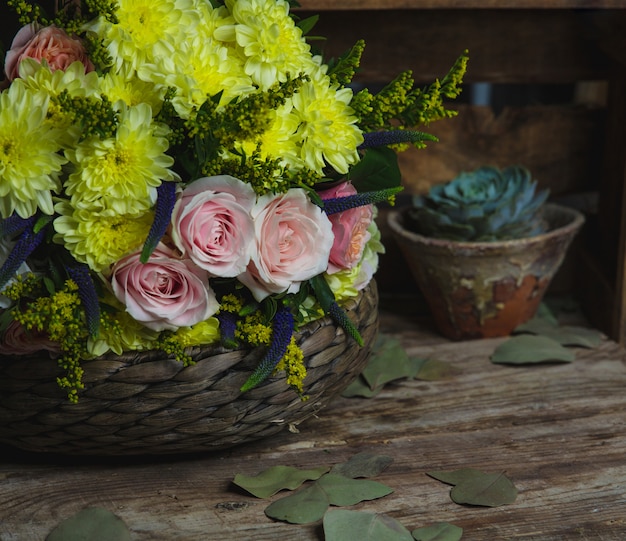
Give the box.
[490,335,575,365]
[353,49,469,134]
[412,522,464,541]
[341,333,456,398]
[327,39,366,87]
[406,165,550,242]
[264,474,394,524]
[324,509,414,541]
[427,468,518,507]
[234,465,330,498]
[47,507,132,541]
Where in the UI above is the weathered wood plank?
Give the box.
[0,311,624,540]
[298,9,609,84]
[298,0,626,9]
[395,104,605,196]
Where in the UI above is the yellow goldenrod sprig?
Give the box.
[12,279,89,402]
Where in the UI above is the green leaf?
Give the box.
[413,358,460,381]
[412,522,463,541]
[324,509,414,541]
[265,483,330,524]
[490,334,575,365]
[341,375,384,398]
[264,474,394,524]
[349,147,402,192]
[427,468,517,507]
[330,452,394,479]
[516,322,603,348]
[296,14,319,35]
[317,474,394,506]
[46,507,132,541]
[233,465,329,498]
[361,335,415,389]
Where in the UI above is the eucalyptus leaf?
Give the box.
[317,474,394,506]
[349,147,402,192]
[412,522,463,541]
[330,451,393,479]
[413,358,460,381]
[341,375,384,398]
[324,509,414,541]
[450,472,517,507]
[264,473,394,524]
[427,468,517,507]
[490,334,575,365]
[46,507,132,541]
[362,336,415,389]
[516,323,603,348]
[264,483,329,524]
[233,465,329,498]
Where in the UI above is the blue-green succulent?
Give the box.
[406,165,550,241]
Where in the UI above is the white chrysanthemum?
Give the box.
[0,82,66,218]
[99,65,166,113]
[15,59,101,146]
[233,105,300,167]
[217,0,315,89]
[64,103,178,214]
[88,0,201,75]
[288,68,363,175]
[53,201,155,273]
[140,39,254,118]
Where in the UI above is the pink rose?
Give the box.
[171,175,256,277]
[0,320,60,356]
[110,244,218,331]
[239,189,334,301]
[4,23,95,82]
[318,182,373,274]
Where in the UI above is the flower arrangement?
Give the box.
[0,0,468,402]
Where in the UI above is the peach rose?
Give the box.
[318,182,373,274]
[0,320,60,356]
[110,243,218,332]
[4,23,94,82]
[171,175,256,277]
[239,188,334,301]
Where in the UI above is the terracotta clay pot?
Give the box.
[387,203,585,340]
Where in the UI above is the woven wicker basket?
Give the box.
[0,281,378,455]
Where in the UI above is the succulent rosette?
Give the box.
[407,165,549,242]
[0,0,467,400]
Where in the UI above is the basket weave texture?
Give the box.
[0,281,378,455]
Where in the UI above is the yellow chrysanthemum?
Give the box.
[174,318,220,347]
[233,106,300,167]
[99,66,165,113]
[87,297,159,357]
[289,67,363,175]
[54,201,154,273]
[141,40,254,118]
[64,103,177,214]
[89,0,201,75]
[0,82,66,219]
[16,59,101,146]
[218,0,314,89]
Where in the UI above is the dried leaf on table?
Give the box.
[233,465,329,498]
[46,507,132,541]
[412,522,464,541]
[323,509,414,541]
[330,451,394,478]
[490,334,575,365]
[264,474,393,524]
[427,468,518,507]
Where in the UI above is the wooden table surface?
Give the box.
[1,304,625,540]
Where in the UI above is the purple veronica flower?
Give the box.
[240,304,295,392]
